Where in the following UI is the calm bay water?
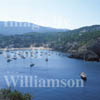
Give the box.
[0,50,100,100]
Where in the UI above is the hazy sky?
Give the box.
[0,0,100,29]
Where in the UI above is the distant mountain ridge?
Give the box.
[0,21,100,35]
[0,21,68,35]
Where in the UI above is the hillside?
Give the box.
[0,24,100,61]
[51,25,100,61]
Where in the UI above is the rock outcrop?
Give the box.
[68,38,100,61]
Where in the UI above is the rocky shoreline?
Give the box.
[52,37,100,62]
[67,38,100,62]
[68,51,100,62]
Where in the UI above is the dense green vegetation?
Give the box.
[53,31,100,50]
[0,30,99,48]
[0,89,32,100]
[0,28,100,51]
[0,32,58,48]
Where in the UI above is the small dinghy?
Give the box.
[13,58,17,60]
[30,64,35,67]
[80,72,87,81]
[0,51,2,54]
[45,58,48,62]
[21,56,25,59]
[7,59,12,63]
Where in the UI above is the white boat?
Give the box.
[80,72,87,81]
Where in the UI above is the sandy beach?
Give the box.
[0,47,52,51]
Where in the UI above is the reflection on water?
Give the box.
[0,49,100,100]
